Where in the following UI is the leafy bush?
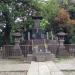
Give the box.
[68,5,75,12]
[40,19,49,31]
[41,0,59,30]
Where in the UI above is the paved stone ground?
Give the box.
[0,59,30,75]
[0,71,27,75]
[0,57,75,75]
[27,61,64,75]
[55,57,75,70]
[0,64,30,71]
[55,57,75,75]
[63,71,75,75]
[0,59,24,64]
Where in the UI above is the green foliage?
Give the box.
[14,11,26,17]
[70,35,75,44]
[41,0,59,28]
[61,0,69,5]
[0,0,60,32]
[40,19,49,30]
[25,17,34,30]
[0,3,7,11]
[68,4,75,12]
[0,0,61,44]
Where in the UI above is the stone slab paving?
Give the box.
[0,61,30,75]
[0,64,30,71]
[0,71,27,75]
[56,63,75,71]
[45,61,64,75]
[0,59,24,64]
[27,61,64,75]
[55,58,75,71]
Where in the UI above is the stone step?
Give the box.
[27,53,55,62]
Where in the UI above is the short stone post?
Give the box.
[28,32,30,40]
[51,31,54,40]
[46,32,49,39]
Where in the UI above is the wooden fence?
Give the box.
[0,39,75,59]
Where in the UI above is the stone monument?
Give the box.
[29,16,55,61]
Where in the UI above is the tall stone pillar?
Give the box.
[32,16,42,39]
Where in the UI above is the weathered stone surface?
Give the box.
[35,52,55,62]
[27,61,64,75]
[27,54,34,61]
[0,64,30,71]
[0,71,27,75]
[12,32,23,58]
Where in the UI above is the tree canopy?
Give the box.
[1,0,73,44]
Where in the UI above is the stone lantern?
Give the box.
[13,31,23,58]
[57,31,67,56]
[57,31,67,45]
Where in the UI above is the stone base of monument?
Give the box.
[27,54,35,62]
[33,52,55,62]
[27,52,55,62]
[46,53,55,61]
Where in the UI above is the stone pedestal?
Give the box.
[32,45,55,62]
[13,32,23,58]
[27,54,34,62]
[36,52,55,62]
